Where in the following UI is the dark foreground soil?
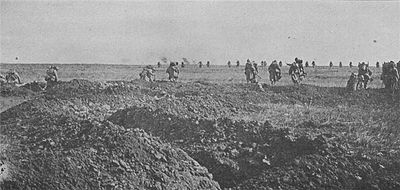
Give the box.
[1,79,399,189]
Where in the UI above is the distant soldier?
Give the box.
[181,62,185,68]
[45,66,59,88]
[268,60,281,85]
[357,62,373,89]
[206,61,210,67]
[349,62,353,68]
[227,61,231,68]
[279,61,283,67]
[312,61,315,68]
[236,60,240,67]
[5,70,22,84]
[157,62,161,68]
[339,62,342,68]
[305,61,309,67]
[376,62,380,68]
[329,61,333,68]
[199,61,203,68]
[139,65,155,82]
[244,60,256,83]
[166,62,180,82]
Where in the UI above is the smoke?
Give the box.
[182,58,190,64]
[160,57,168,63]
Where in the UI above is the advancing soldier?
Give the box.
[289,58,305,84]
[349,62,353,68]
[244,60,256,83]
[139,65,155,82]
[381,61,399,91]
[227,61,231,68]
[181,62,185,68]
[236,60,240,67]
[206,61,210,68]
[376,62,380,68]
[312,61,315,68]
[157,62,161,68]
[5,70,22,84]
[199,61,203,68]
[346,73,359,92]
[357,62,373,89]
[279,61,283,67]
[268,60,281,85]
[305,61,309,67]
[339,62,342,68]
[329,61,333,68]
[253,61,259,74]
[166,62,180,82]
[45,66,59,88]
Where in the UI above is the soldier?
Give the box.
[376,62,380,68]
[45,66,58,88]
[166,62,180,82]
[346,73,358,92]
[312,61,315,68]
[329,61,333,68]
[289,62,301,84]
[357,62,373,89]
[244,60,256,83]
[381,61,399,91]
[253,61,259,74]
[227,61,231,68]
[236,60,240,67]
[181,62,185,68]
[157,62,161,68]
[397,61,400,73]
[339,62,342,68]
[199,61,203,68]
[268,60,281,85]
[349,62,353,68]
[206,61,210,68]
[0,74,6,84]
[305,61,309,67]
[139,65,155,82]
[5,70,22,84]
[279,61,283,67]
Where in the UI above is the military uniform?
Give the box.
[6,70,22,84]
[268,60,281,85]
[244,61,256,83]
[166,63,180,82]
[45,66,58,88]
[139,65,155,82]
[358,63,372,89]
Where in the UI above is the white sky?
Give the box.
[1,0,399,65]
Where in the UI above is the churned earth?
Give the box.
[0,79,399,189]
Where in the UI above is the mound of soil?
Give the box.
[0,98,220,190]
[109,106,400,189]
[0,84,36,97]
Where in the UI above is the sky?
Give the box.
[1,0,399,65]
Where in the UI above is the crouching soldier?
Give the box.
[6,70,22,85]
[166,62,180,82]
[139,65,155,82]
[45,66,58,89]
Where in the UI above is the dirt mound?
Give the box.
[0,99,220,190]
[21,81,46,92]
[0,83,36,97]
[109,106,400,189]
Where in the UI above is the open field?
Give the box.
[0,64,399,190]
[1,63,385,88]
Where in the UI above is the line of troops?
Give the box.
[2,60,399,92]
[0,66,59,89]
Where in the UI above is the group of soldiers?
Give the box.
[0,66,59,89]
[140,62,180,82]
